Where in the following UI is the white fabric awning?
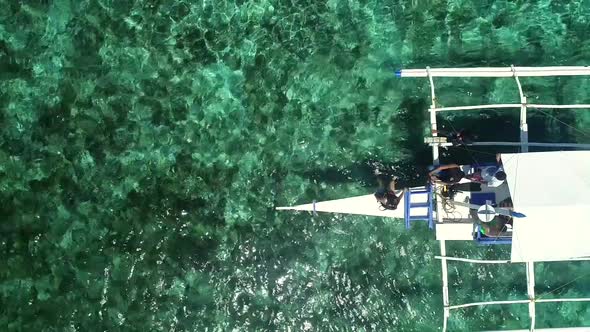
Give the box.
[502,151,590,262]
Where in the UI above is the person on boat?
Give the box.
[374,175,405,210]
[428,164,465,185]
[487,170,506,187]
[465,154,507,187]
[488,153,507,187]
[478,197,513,236]
[466,168,506,186]
[465,169,484,182]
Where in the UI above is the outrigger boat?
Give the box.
[277,66,590,331]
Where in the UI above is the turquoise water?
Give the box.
[1,0,590,331]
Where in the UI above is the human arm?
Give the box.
[428,164,460,178]
[397,189,405,203]
[390,190,405,210]
[388,179,397,192]
[496,153,502,165]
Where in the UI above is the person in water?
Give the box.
[428,164,465,185]
[374,175,405,210]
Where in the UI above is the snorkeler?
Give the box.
[374,175,406,210]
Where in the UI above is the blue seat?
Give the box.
[470,192,496,206]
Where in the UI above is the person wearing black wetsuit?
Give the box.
[428,164,465,185]
[374,177,405,210]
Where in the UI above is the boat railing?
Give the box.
[403,185,435,230]
[431,103,590,112]
[435,257,590,331]
[396,66,590,78]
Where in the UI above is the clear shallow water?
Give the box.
[1,0,590,331]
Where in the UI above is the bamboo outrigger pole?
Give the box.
[396,66,590,78]
[422,67,451,331]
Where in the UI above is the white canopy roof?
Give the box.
[502,151,590,262]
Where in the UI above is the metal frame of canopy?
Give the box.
[403,66,590,332]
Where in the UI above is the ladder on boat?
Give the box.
[398,66,590,332]
[403,185,434,230]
